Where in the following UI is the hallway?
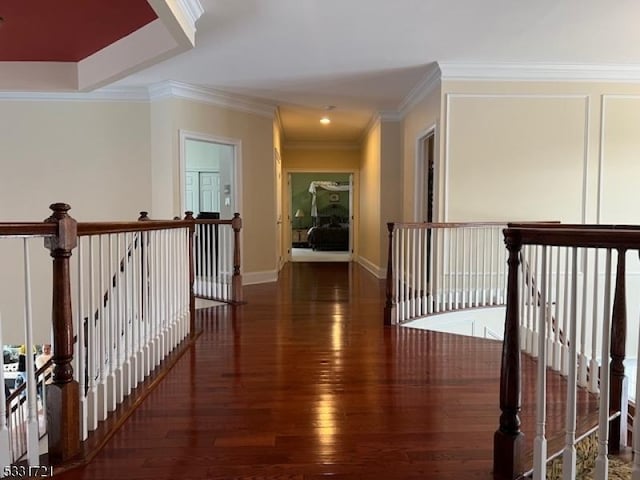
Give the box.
[55,262,596,479]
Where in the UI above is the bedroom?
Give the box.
[289,172,353,262]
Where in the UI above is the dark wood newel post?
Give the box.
[138,211,150,221]
[44,203,80,464]
[493,229,524,480]
[609,247,627,453]
[231,213,243,304]
[384,223,395,326]
[184,211,196,336]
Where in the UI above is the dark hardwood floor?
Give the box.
[55,262,598,480]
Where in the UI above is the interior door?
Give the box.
[185,171,199,215]
[199,172,221,212]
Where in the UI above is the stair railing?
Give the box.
[384,222,509,325]
[1,203,244,472]
[0,217,60,469]
[494,225,640,480]
[73,215,193,443]
[188,212,243,304]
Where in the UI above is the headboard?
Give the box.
[316,204,349,226]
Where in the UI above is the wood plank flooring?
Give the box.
[55,262,598,480]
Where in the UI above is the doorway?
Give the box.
[179,131,241,219]
[417,128,435,223]
[288,172,353,262]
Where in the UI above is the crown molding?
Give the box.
[439,62,640,82]
[359,113,381,144]
[177,0,204,28]
[148,80,276,117]
[0,87,149,102]
[379,111,403,122]
[397,64,442,115]
[283,141,360,151]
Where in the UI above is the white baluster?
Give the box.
[87,236,98,430]
[77,240,88,440]
[123,232,132,396]
[561,248,570,376]
[578,248,589,387]
[531,246,539,358]
[595,248,613,479]
[589,249,600,394]
[533,246,549,479]
[393,225,399,323]
[130,232,140,387]
[562,247,579,479]
[460,227,466,308]
[519,250,527,351]
[143,231,151,377]
[106,234,117,412]
[115,234,123,404]
[22,240,39,466]
[488,228,495,305]
[553,246,562,372]
[399,228,405,322]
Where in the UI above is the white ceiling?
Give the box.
[115,0,640,143]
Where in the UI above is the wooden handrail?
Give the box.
[0,223,57,236]
[505,226,640,250]
[390,221,509,229]
[77,220,191,236]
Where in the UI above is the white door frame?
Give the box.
[284,168,358,262]
[178,130,243,218]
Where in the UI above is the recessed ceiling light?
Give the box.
[320,116,331,125]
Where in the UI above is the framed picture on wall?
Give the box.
[329,193,340,202]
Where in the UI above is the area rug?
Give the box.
[545,431,632,479]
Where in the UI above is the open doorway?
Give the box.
[417,128,435,223]
[179,131,241,219]
[289,172,353,262]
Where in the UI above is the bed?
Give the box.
[307,215,350,251]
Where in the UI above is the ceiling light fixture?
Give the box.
[320,105,336,125]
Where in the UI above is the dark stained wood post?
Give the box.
[138,211,150,221]
[231,213,243,304]
[384,223,395,325]
[184,212,196,336]
[44,203,80,464]
[609,248,627,453]
[494,228,524,480]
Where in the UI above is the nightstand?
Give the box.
[292,228,309,247]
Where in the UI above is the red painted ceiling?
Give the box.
[0,0,158,62]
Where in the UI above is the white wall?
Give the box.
[150,97,277,279]
[0,100,152,342]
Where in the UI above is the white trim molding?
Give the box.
[0,87,149,102]
[149,81,276,117]
[440,62,640,83]
[177,0,205,29]
[357,256,386,279]
[283,141,360,151]
[397,64,442,115]
[243,270,278,285]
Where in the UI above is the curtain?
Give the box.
[308,181,350,217]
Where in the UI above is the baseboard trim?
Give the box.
[357,257,386,279]
[243,270,278,285]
